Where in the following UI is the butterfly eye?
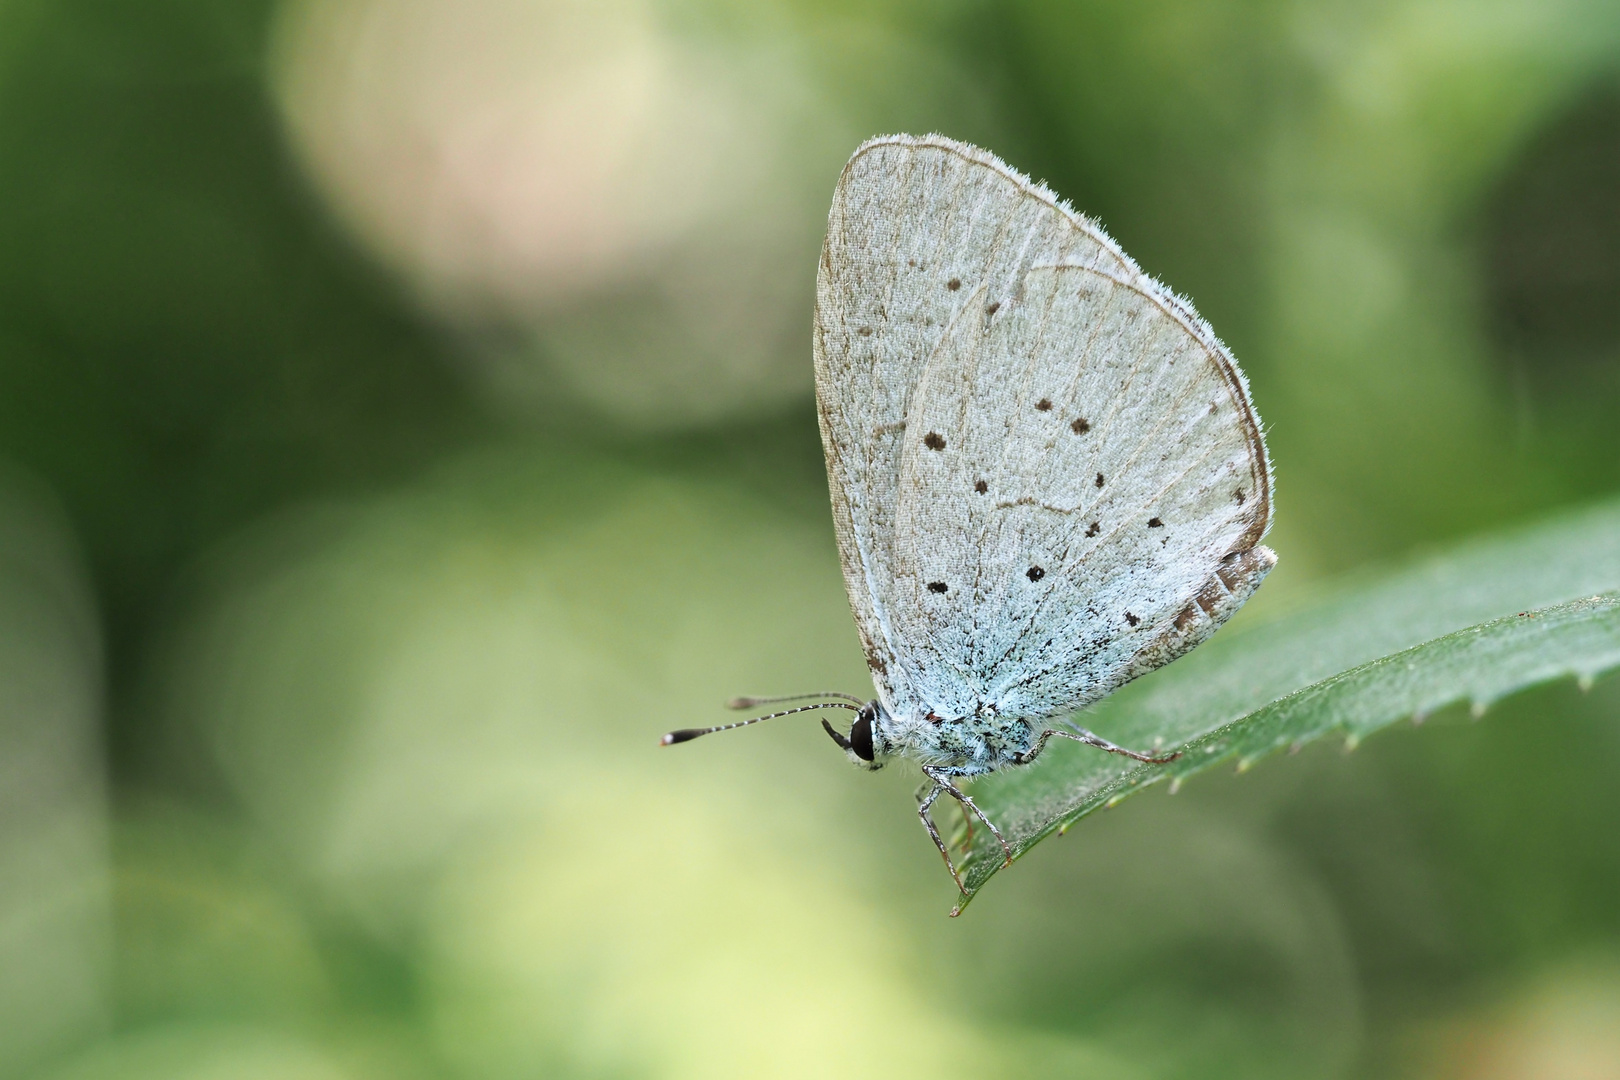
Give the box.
[849,713,876,761]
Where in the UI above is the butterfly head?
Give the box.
[822,700,890,771]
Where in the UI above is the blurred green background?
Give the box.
[2,0,1620,1077]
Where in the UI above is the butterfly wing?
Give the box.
[815,134,1272,722]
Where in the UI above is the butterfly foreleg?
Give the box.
[1013,727,1180,767]
[917,778,976,851]
[922,766,1013,871]
[915,779,964,892]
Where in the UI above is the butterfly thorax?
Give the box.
[863,699,1036,778]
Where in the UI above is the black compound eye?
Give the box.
[849,711,875,762]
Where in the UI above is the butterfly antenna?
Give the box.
[726,691,865,709]
[660,702,859,746]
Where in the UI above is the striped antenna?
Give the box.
[726,691,865,710]
[660,701,859,746]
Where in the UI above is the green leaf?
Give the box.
[953,497,1620,913]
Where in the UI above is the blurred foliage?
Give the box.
[0,0,480,745]
[0,0,1616,1078]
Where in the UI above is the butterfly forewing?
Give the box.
[815,134,1271,723]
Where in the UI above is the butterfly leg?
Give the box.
[1013,728,1181,767]
[915,780,965,892]
[923,766,1013,870]
[920,777,977,852]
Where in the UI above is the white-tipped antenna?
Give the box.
[660,701,859,746]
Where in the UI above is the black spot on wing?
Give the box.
[1095,473,1105,488]
[923,432,946,451]
[927,581,948,594]
[1148,517,1164,528]
[974,479,988,494]
[1071,417,1090,434]
[1035,398,1053,411]
[1026,566,1045,582]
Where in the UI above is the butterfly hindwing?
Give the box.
[894,264,1269,719]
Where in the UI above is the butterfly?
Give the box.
[664,134,1274,897]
